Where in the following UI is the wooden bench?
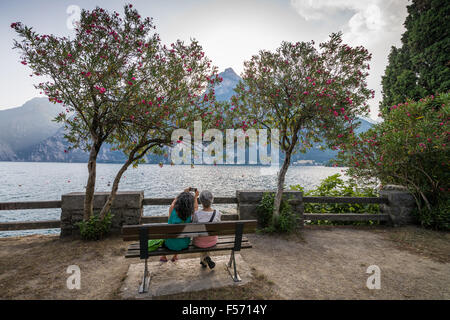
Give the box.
[122,220,257,293]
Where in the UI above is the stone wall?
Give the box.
[236,190,304,227]
[380,185,416,226]
[60,191,143,237]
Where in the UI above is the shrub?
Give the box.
[290,174,380,225]
[337,93,449,230]
[76,212,114,240]
[256,192,299,233]
[413,197,450,231]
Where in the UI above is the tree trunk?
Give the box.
[83,143,101,221]
[99,159,133,219]
[273,149,293,222]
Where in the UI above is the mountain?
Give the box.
[0,98,63,160]
[1,68,374,164]
[16,125,166,164]
[15,126,124,163]
[214,68,242,102]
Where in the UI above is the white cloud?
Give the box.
[290,0,409,120]
[290,0,407,47]
[290,0,367,21]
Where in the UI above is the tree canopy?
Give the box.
[12,4,228,220]
[380,0,450,112]
[231,33,373,218]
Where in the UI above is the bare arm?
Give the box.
[168,197,177,216]
[194,190,199,212]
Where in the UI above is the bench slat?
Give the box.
[125,241,253,258]
[122,220,257,241]
[123,229,254,241]
[127,236,249,250]
[123,220,257,235]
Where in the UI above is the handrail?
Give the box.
[0,200,61,211]
[142,197,238,205]
[0,195,388,232]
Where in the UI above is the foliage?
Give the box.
[412,198,450,230]
[380,0,450,112]
[337,93,449,230]
[12,4,156,153]
[291,174,379,213]
[256,192,299,233]
[76,212,114,240]
[11,4,231,220]
[291,174,379,225]
[231,32,373,218]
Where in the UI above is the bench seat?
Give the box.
[125,235,252,258]
[122,220,257,293]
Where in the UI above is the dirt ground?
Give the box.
[0,226,448,300]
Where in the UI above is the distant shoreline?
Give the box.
[0,160,343,167]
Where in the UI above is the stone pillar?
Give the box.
[60,191,144,237]
[236,190,304,227]
[380,185,416,226]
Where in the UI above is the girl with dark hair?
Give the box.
[160,188,199,262]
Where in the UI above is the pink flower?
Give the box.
[21,61,27,65]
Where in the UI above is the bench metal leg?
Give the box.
[139,258,150,294]
[226,250,241,282]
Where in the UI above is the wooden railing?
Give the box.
[0,195,389,232]
[301,196,389,222]
[0,200,62,231]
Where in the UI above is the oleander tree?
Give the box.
[337,93,449,229]
[98,38,229,218]
[231,33,373,220]
[11,4,227,221]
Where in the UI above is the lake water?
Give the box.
[0,162,346,237]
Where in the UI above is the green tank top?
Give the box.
[164,209,192,251]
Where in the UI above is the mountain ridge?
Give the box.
[0,68,374,164]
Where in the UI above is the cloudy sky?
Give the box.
[0,0,409,120]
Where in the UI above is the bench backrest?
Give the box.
[122,220,257,241]
[122,220,257,260]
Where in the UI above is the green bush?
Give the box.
[290,174,380,225]
[337,93,449,230]
[76,212,114,240]
[413,197,450,231]
[256,192,299,233]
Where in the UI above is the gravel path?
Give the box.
[0,226,448,299]
[244,227,450,299]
